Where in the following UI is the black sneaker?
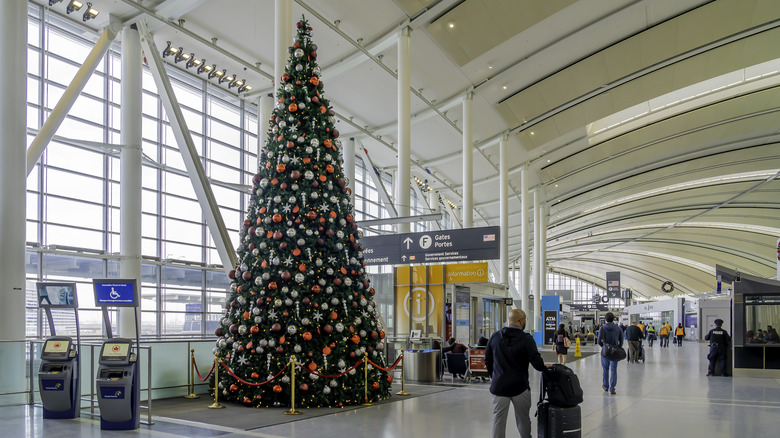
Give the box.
[602,385,608,392]
[610,390,616,395]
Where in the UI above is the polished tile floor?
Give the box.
[3,342,779,437]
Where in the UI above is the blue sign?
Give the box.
[41,380,64,391]
[100,387,125,399]
[93,279,138,308]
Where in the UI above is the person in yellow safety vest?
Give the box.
[659,323,670,347]
[646,324,656,347]
[675,323,685,346]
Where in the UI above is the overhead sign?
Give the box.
[93,279,139,307]
[445,262,488,283]
[566,303,608,312]
[606,271,621,299]
[361,226,499,265]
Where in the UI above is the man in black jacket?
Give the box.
[485,309,547,438]
[626,323,643,363]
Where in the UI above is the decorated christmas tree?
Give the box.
[213,17,392,408]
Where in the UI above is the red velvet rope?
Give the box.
[220,360,290,386]
[298,358,363,378]
[366,355,402,372]
[192,357,216,382]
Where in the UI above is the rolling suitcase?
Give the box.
[537,402,581,438]
[536,365,583,438]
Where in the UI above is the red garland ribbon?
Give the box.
[366,355,402,372]
[220,360,290,386]
[298,358,363,379]
[192,357,216,382]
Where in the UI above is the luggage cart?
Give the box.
[467,348,490,382]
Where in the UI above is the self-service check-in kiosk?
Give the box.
[96,338,139,429]
[92,278,141,430]
[36,282,81,419]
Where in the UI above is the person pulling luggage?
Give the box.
[705,319,731,376]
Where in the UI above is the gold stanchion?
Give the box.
[184,349,199,399]
[396,350,410,396]
[361,356,373,406]
[208,355,225,409]
[284,356,302,415]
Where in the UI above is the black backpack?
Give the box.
[540,364,583,407]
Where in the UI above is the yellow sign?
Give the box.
[395,266,444,335]
[445,262,488,283]
[574,337,582,357]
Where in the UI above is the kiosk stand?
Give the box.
[92,279,141,430]
[36,282,80,419]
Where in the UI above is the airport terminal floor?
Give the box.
[3,342,779,437]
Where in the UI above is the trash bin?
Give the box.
[404,349,437,382]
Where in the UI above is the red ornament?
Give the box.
[228,270,236,279]
[273,214,282,223]
[372,381,379,390]
[276,164,286,173]
[288,103,298,112]
[230,384,238,392]
[268,282,278,290]
[387,375,393,383]
[281,271,292,281]
[243,219,251,228]
[242,271,252,281]
[299,383,309,392]
[312,96,319,103]
[273,385,283,393]
[307,362,317,371]
[276,346,284,353]
[302,332,312,341]
[250,326,260,335]
[311,285,321,293]
[379,331,385,339]
[291,170,301,180]
[271,323,282,332]
[333,278,342,286]
[307,211,317,221]
[280,242,288,250]
[251,372,260,379]
[273,231,283,240]
[351,335,360,344]
[330,311,338,320]
[282,73,290,82]
[322,346,331,355]
[323,324,333,334]
[302,297,310,305]
[370,330,378,340]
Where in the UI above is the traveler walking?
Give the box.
[485,309,547,438]
[626,323,642,363]
[597,312,624,395]
[659,323,670,347]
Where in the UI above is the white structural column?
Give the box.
[344,138,356,206]
[396,26,412,234]
[0,0,27,341]
[499,135,509,285]
[119,26,143,338]
[0,0,27,404]
[274,0,292,97]
[540,195,547,310]
[27,25,119,176]
[533,188,541,333]
[257,93,274,169]
[520,166,529,314]
[462,92,474,228]
[428,190,440,230]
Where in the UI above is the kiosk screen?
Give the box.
[100,343,130,361]
[43,340,70,358]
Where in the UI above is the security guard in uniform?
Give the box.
[704,319,731,376]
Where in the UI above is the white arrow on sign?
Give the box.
[403,237,413,250]
[402,255,407,261]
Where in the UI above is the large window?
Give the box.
[23,3,402,338]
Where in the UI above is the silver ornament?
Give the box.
[295,273,305,283]
[254,316,262,324]
[331,298,339,305]
[285,298,293,306]
[287,325,297,334]
[287,228,296,237]
[294,48,304,58]
[238,325,248,335]
[254,277,263,286]
[336,323,344,332]
[305,171,314,180]
[311,138,320,147]
[321,303,328,310]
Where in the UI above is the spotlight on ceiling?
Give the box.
[215,70,228,83]
[195,59,208,73]
[237,83,250,93]
[82,2,98,21]
[206,65,218,79]
[162,41,177,58]
[66,0,83,14]
[173,48,187,63]
[48,0,63,6]
[228,77,241,88]
[185,54,199,69]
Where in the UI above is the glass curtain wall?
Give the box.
[23,3,400,339]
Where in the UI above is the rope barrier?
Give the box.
[220,360,289,386]
[366,355,402,372]
[193,356,216,382]
[298,358,363,379]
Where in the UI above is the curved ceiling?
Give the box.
[39,0,780,299]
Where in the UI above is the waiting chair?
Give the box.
[445,353,468,382]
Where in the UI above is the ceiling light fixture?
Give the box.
[82,2,98,21]
[207,65,219,79]
[196,60,209,74]
[220,73,233,84]
[162,41,176,58]
[448,22,454,28]
[48,0,63,6]
[66,0,83,14]
[185,54,198,69]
